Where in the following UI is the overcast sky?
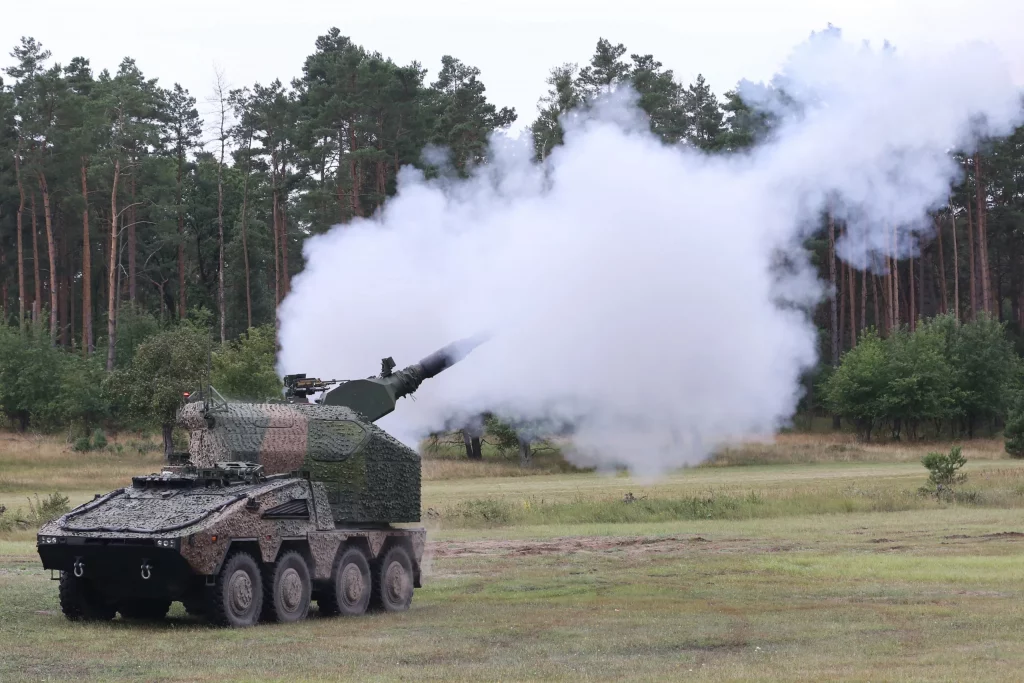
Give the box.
[3,0,1023,135]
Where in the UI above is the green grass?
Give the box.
[3,510,1024,680]
[4,431,1024,679]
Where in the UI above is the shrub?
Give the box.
[90,428,108,450]
[827,315,1021,440]
[1005,394,1024,458]
[920,446,967,499]
[211,324,283,401]
[28,492,71,524]
[72,436,91,452]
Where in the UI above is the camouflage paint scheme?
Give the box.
[37,470,425,583]
[36,337,484,619]
[178,401,420,524]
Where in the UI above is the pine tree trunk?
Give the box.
[950,199,960,320]
[37,174,58,343]
[936,216,948,314]
[31,193,40,322]
[913,254,921,331]
[81,161,93,354]
[279,198,290,298]
[240,134,253,330]
[840,260,847,350]
[848,257,857,346]
[272,158,281,309]
[975,154,991,316]
[860,267,867,332]
[873,275,881,334]
[58,233,68,347]
[217,138,226,344]
[918,246,925,320]
[890,225,899,330]
[828,214,838,364]
[106,159,120,372]
[177,152,186,319]
[14,151,25,326]
[376,113,386,206]
[67,246,74,348]
[966,159,977,319]
[828,214,840,428]
[348,122,362,217]
[128,173,137,302]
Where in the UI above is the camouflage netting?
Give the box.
[179,402,421,524]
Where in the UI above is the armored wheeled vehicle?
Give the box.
[36,337,484,627]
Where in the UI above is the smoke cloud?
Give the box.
[277,28,1022,476]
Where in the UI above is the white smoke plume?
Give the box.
[278,28,1022,476]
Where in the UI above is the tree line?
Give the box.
[0,33,764,360]
[2,30,1024,445]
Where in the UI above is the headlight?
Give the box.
[37,536,60,545]
[155,538,179,549]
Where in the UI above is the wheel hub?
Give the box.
[229,570,253,613]
[385,561,407,602]
[280,568,303,611]
[341,564,364,603]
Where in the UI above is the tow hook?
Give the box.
[141,561,152,580]
[73,559,84,577]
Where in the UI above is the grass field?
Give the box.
[2,431,1023,680]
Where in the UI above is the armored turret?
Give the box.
[318,334,488,420]
[173,336,486,524]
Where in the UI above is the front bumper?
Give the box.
[37,536,196,600]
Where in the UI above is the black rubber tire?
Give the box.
[262,550,311,623]
[320,546,372,617]
[118,599,171,621]
[206,551,263,627]
[371,545,414,613]
[58,572,115,622]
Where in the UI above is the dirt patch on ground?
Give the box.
[430,534,796,559]
[942,531,1024,542]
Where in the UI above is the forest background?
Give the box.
[1,30,1023,456]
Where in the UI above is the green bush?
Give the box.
[90,428,108,450]
[1005,394,1024,458]
[0,322,65,430]
[1,493,72,532]
[211,324,283,401]
[72,436,91,452]
[28,492,71,524]
[826,314,1021,440]
[920,446,967,499]
[106,322,213,457]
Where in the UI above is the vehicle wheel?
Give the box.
[58,572,115,622]
[118,599,171,621]
[207,551,263,627]
[262,550,311,623]
[371,545,414,613]
[321,546,371,617]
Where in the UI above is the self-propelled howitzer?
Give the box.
[36,336,484,627]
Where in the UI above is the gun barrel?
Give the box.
[320,334,487,420]
[417,334,489,380]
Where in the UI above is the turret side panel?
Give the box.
[305,427,420,525]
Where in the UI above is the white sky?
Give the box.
[3,0,1023,135]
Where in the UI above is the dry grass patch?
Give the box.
[0,432,163,498]
[708,432,1007,466]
